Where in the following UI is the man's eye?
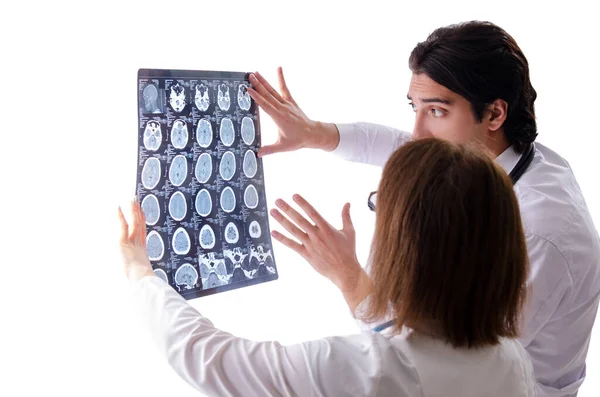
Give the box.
[431,109,444,117]
[409,102,416,112]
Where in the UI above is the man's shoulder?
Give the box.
[516,142,600,274]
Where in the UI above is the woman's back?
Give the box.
[381,329,536,396]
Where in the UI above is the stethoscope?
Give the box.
[373,143,536,333]
[507,142,536,185]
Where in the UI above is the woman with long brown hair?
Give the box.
[120,137,534,396]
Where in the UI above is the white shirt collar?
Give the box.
[495,145,522,175]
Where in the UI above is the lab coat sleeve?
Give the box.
[519,233,573,348]
[518,234,587,396]
[129,275,392,397]
[332,122,412,167]
[351,294,397,333]
[350,294,378,333]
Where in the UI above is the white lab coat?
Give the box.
[333,123,600,397]
[130,275,535,396]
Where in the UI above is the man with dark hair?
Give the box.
[249,20,600,397]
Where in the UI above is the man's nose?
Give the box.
[412,114,431,140]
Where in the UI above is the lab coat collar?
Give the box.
[495,145,521,175]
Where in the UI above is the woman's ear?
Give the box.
[487,99,509,132]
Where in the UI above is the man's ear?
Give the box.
[486,99,508,131]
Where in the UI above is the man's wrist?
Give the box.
[311,121,340,152]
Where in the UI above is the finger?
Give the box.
[270,208,309,243]
[139,209,148,241]
[247,86,279,116]
[248,74,282,110]
[292,194,329,230]
[258,141,291,158]
[277,67,295,103]
[136,200,148,245]
[342,203,354,232]
[253,71,285,104]
[275,199,316,233]
[271,230,306,256]
[130,199,143,245]
[118,206,129,244]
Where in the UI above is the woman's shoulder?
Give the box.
[300,332,424,396]
[498,338,536,387]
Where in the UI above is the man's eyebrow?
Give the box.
[407,94,452,105]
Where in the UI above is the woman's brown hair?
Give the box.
[363,138,528,348]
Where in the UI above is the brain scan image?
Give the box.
[141,157,161,190]
[199,224,216,249]
[174,263,198,290]
[142,83,162,114]
[195,153,212,183]
[168,82,186,112]
[137,70,278,298]
[170,119,189,149]
[172,227,191,255]
[250,245,276,277]
[195,189,212,217]
[220,186,236,213]
[244,184,259,209]
[217,83,231,111]
[224,222,240,244]
[143,120,162,151]
[141,194,160,226]
[219,118,235,147]
[237,84,251,110]
[243,150,257,178]
[196,119,213,148]
[219,151,236,181]
[154,268,168,283]
[146,231,165,261]
[199,252,228,288]
[241,116,255,145]
[249,220,261,238]
[224,248,251,282]
[195,83,210,111]
[169,155,188,186]
[168,191,187,221]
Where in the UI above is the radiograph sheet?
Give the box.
[136,69,278,300]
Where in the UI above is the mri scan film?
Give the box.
[136,69,278,300]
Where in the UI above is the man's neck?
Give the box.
[485,130,511,158]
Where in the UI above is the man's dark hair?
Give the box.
[409,21,537,153]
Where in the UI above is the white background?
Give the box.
[1,0,599,395]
